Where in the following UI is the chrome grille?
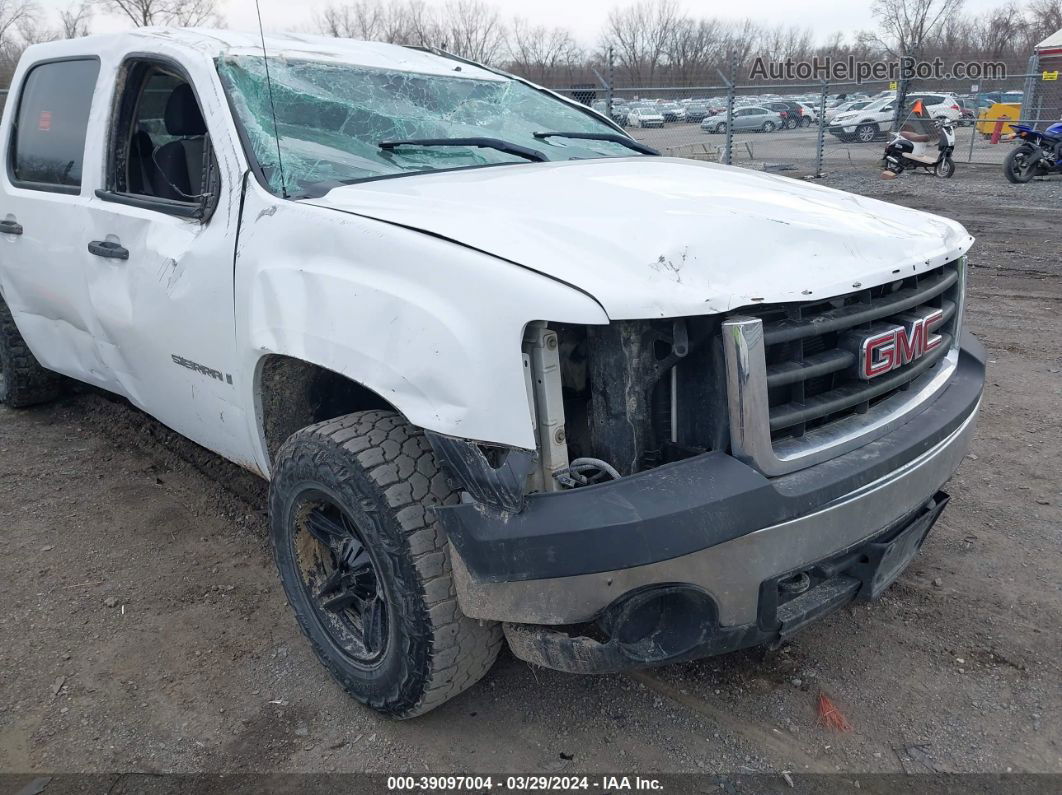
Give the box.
[722,259,965,477]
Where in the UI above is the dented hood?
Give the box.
[305,157,974,319]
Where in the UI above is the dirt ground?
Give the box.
[0,165,1059,781]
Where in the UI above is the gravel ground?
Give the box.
[0,163,1059,781]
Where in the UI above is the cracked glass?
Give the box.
[216,55,639,196]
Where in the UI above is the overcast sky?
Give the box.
[38,0,1010,48]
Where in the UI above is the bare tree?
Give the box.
[665,17,727,86]
[870,0,965,58]
[0,0,36,44]
[59,1,92,37]
[319,0,394,40]
[758,24,814,63]
[507,17,582,83]
[317,1,452,51]
[1028,0,1062,41]
[95,0,222,28]
[399,0,442,47]
[438,0,506,63]
[0,0,40,86]
[601,0,681,86]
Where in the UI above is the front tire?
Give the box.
[856,123,878,143]
[269,410,503,718]
[0,296,63,408]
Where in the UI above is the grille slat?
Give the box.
[762,268,958,346]
[766,349,855,388]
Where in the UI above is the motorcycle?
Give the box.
[1003,121,1062,184]
[882,117,956,178]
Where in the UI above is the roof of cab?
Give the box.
[20,28,503,81]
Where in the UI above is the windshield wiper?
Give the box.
[379,138,547,163]
[533,131,659,156]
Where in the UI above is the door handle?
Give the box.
[88,240,129,260]
[0,219,23,235]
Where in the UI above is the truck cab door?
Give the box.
[0,57,112,385]
[83,60,251,463]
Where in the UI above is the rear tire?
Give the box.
[269,410,503,718]
[934,157,955,178]
[761,121,776,133]
[1003,144,1039,184]
[0,296,63,408]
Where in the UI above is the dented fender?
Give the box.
[234,182,609,472]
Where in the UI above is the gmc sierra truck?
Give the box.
[0,30,983,718]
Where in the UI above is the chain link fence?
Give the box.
[550,59,1062,178]
[1,53,1057,181]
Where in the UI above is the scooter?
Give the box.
[882,118,956,178]
[1003,121,1062,183]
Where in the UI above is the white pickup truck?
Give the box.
[0,30,984,718]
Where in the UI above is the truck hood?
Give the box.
[305,157,973,319]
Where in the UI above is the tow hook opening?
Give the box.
[778,571,812,596]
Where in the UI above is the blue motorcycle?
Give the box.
[1004,121,1062,183]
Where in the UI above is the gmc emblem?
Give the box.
[857,308,945,380]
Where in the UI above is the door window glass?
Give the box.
[11,58,100,189]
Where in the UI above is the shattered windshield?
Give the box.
[216,55,638,196]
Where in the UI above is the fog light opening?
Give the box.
[607,587,717,659]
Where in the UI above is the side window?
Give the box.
[10,58,100,191]
[104,61,219,220]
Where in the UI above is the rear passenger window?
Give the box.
[10,58,100,191]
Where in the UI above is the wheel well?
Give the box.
[257,355,395,465]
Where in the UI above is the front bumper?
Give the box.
[438,335,984,671]
[503,491,950,673]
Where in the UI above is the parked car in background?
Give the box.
[954,97,977,126]
[763,101,805,129]
[684,102,710,122]
[797,102,819,126]
[826,99,872,122]
[592,100,630,127]
[660,103,686,123]
[829,93,961,143]
[829,95,898,142]
[907,93,963,122]
[627,105,665,128]
[973,90,1023,110]
[701,105,783,134]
